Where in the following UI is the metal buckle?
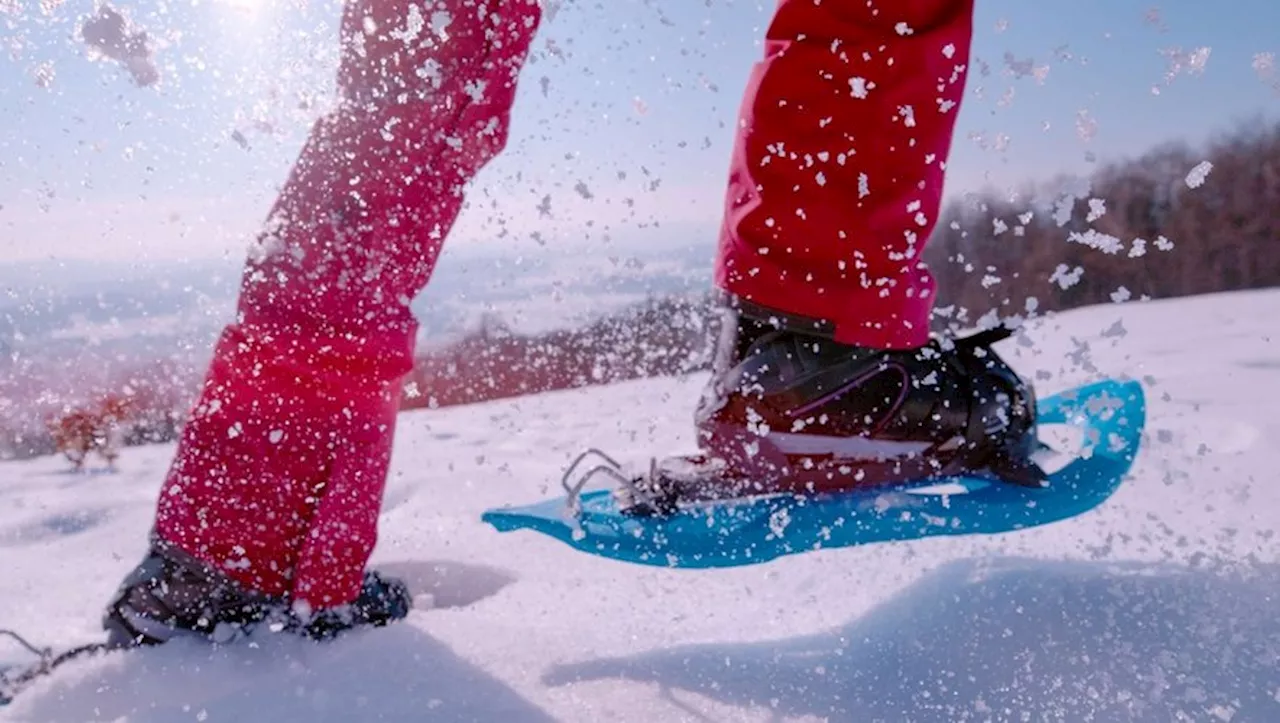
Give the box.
[559,448,661,516]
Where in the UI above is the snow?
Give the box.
[2,288,1279,722]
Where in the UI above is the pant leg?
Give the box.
[289,383,400,610]
[152,0,541,610]
[715,0,975,349]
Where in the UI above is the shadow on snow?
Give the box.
[545,556,1280,722]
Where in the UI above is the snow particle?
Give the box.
[463,79,488,103]
[1101,318,1127,338]
[1075,109,1098,143]
[1086,197,1107,222]
[1068,228,1124,255]
[1053,195,1074,227]
[1185,161,1213,188]
[429,10,453,39]
[80,3,160,86]
[33,61,55,88]
[768,507,792,537]
[1049,264,1084,290]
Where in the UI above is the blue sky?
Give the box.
[1,0,1277,265]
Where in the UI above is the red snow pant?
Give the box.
[151,0,975,609]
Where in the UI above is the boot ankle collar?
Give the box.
[718,291,837,339]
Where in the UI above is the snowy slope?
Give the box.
[1,289,1278,722]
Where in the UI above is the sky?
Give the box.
[1,0,1278,266]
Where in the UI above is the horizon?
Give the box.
[2,1,1278,266]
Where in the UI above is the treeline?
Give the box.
[924,118,1280,327]
[400,296,722,410]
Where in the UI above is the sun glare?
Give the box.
[218,0,263,17]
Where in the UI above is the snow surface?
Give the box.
[2,289,1279,722]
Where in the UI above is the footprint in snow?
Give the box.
[0,508,111,547]
[375,559,517,610]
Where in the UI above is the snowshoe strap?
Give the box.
[953,323,1016,352]
[948,323,1047,488]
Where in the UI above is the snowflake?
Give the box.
[1185,161,1213,188]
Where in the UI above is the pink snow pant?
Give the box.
[152,0,975,609]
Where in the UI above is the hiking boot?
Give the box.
[291,570,412,641]
[104,540,412,648]
[102,539,276,649]
[686,299,1044,498]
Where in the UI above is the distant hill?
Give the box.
[6,117,1280,460]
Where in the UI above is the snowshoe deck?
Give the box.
[481,379,1146,568]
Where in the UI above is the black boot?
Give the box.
[102,538,277,649]
[621,299,1044,515]
[104,539,412,647]
[291,570,412,641]
[703,298,1042,483]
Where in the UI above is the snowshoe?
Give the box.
[482,376,1146,568]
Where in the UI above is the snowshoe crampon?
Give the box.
[481,379,1146,568]
[0,629,107,706]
